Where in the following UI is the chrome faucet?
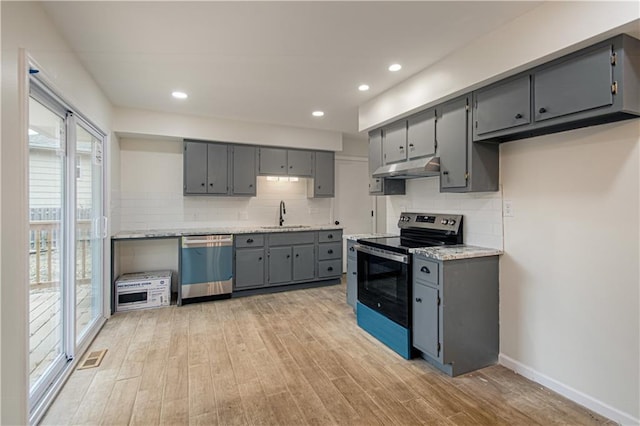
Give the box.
[279,200,286,226]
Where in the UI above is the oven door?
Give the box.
[356,244,410,328]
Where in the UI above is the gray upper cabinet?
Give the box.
[407,109,436,159]
[231,145,256,196]
[258,147,313,177]
[439,96,499,193]
[258,147,287,175]
[534,44,613,122]
[184,141,229,195]
[438,97,468,190]
[287,150,313,176]
[473,75,531,141]
[471,34,639,142]
[310,151,335,197]
[368,130,405,195]
[382,121,407,164]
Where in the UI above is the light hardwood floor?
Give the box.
[41,280,613,425]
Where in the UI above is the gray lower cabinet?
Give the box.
[231,145,256,196]
[235,248,265,289]
[368,130,405,195]
[438,95,499,193]
[268,246,293,285]
[346,239,357,310]
[412,254,499,376]
[234,234,266,290]
[292,245,315,281]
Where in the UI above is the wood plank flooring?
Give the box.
[41,280,613,425]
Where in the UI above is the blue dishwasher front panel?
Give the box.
[181,235,233,299]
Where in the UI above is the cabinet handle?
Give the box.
[442,171,449,175]
[409,143,414,147]
[399,146,404,150]
[286,254,291,259]
[352,271,356,275]
[415,298,422,303]
[515,113,523,119]
[317,185,321,189]
[420,266,430,274]
[539,107,547,114]
[289,165,293,169]
[249,184,253,188]
[281,165,285,168]
[328,266,333,271]
[295,253,299,258]
[247,238,254,243]
[258,257,262,261]
[328,249,333,254]
[209,183,213,186]
[201,183,205,186]
[349,247,355,252]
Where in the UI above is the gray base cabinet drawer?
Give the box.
[318,259,341,278]
[413,257,438,286]
[318,241,342,260]
[318,230,341,243]
[236,234,264,248]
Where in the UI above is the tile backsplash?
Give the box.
[386,178,504,250]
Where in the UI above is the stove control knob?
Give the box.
[441,219,449,225]
[448,219,456,226]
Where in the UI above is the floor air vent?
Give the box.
[77,349,107,370]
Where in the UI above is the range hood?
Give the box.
[372,156,440,179]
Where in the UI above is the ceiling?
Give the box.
[41,1,542,139]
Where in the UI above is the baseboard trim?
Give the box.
[499,354,639,426]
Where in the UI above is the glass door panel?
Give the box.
[28,97,67,393]
[75,123,103,343]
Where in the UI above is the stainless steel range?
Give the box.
[354,212,463,359]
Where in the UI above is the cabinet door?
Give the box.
[235,249,265,289]
[313,151,335,197]
[382,121,407,164]
[184,141,208,193]
[438,97,468,189]
[407,110,436,159]
[268,246,292,284]
[292,245,315,281]
[287,150,313,176]
[413,283,439,359]
[474,75,530,137]
[534,44,613,122]
[206,143,229,194]
[368,131,383,193]
[346,241,357,308]
[232,145,256,195]
[259,147,287,175]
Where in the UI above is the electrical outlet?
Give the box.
[503,200,514,217]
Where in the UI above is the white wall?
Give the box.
[114,107,343,152]
[118,138,332,231]
[360,2,640,131]
[499,121,639,423]
[1,2,112,423]
[385,179,503,249]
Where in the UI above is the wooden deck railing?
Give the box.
[30,220,92,287]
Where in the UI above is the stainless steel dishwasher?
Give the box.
[180,235,233,303]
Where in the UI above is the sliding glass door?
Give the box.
[28,78,106,411]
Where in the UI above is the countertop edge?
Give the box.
[411,245,503,261]
[112,225,344,240]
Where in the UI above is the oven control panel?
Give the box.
[398,212,463,233]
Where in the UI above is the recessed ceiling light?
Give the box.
[388,63,402,72]
[312,111,325,117]
[358,84,370,91]
[172,91,188,99]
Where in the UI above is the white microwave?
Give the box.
[116,271,171,312]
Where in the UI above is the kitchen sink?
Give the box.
[260,225,311,229]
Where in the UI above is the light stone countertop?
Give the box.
[344,233,397,241]
[113,225,343,240]
[411,245,503,261]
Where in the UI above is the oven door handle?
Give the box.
[354,244,409,264]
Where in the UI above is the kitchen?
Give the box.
[2,1,639,425]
